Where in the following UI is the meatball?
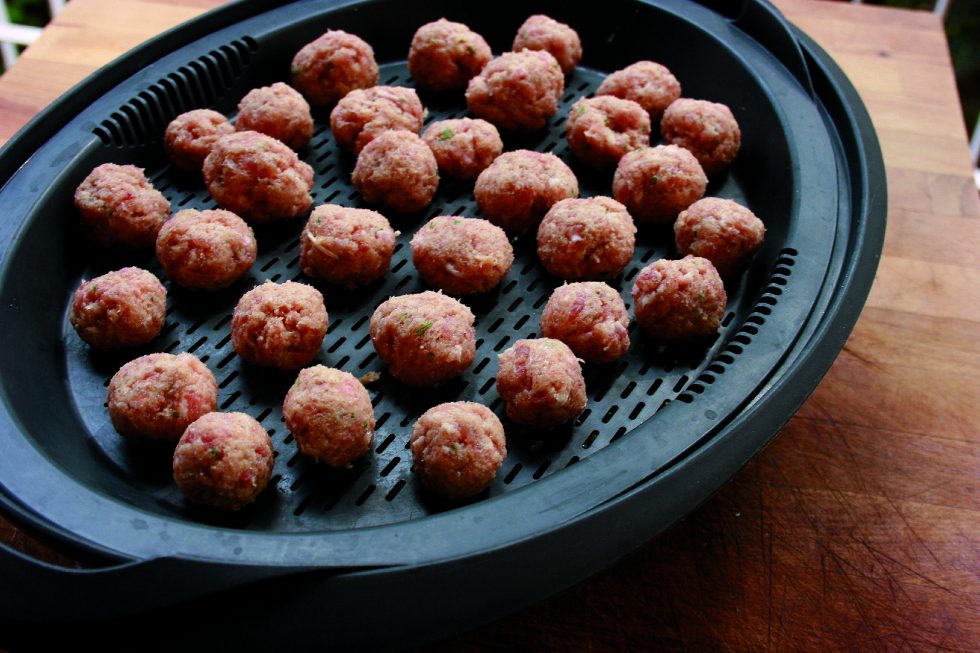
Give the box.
[513,14,582,75]
[369,291,476,386]
[540,282,630,364]
[164,109,235,172]
[422,118,502,180]
[411,216,514,295]
[172,412,274,511]
[300,204,396,287]
[235,82,313,150]
[596,61,682,121]
[351,130,439,213]
[69,267,166,349]
[203,131,314,223]
[231,281,328,369]
[291,29,378,107]
[536,196,636,280]
[612,145,707,224]
[73,163,170,249]
[107,353,217,441]
[496,338,587,428]
[631,256,727,341]
[566,95,651,167]
[282,365,375,467]
[674,198,765,278]
[155,209,257,290]
[465,50,564,131]
[329,86,424,154]
[474,150,578,234]
[410,402,506,499]
[661,98,741,175]
[408,19,492,91]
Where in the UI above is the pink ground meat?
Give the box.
[566,95,651,167]
[631,256,727,341]
[540,282,630,364]
[291,30,379,107]
[661,98,741,175]
[422,118,502,180]
[536,196,636,280]
[496,338,587,427]
[411,216,514,295]
[612,145,707,224]
[466,50,564,131]
[674,197,765,278]
[155,209,257,290]
[300,204,396,287]
[231,281,328,369]
[69,267,166,349]
[474,150,578,234]
[512,14,582,74]
[408,19,492,91]
[107,353,217,441]
[164,109,235,172]
[410,402,506,499]
[236,82,314,150]
[596,61,682,121]
[351,130,439,213]
[330,86,424,154]
[73,163,170,249]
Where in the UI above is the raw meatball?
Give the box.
[291,30,378,107]
[410,402,506,499]
[474,150,578,234]
[422,118,502,180]
[164,109,235,171]
[661,98,741,175]
[411,216,514,295]
[596,61,681,121]
[408,19,492,91]
[330,86,424,154]
[236,82,313,150]
[300,204,396,287]
[512,14,582,75]
[203,131,314,223]
[566,95,651,167]
[674,197,765,278]
[231,281,328,369]
[107,353,217,441]
[155,209,257,290]
[282,365,375,467]
[69,267,166,349]
[466,50,564,131]
[73,163,170,249]
[172,412,274,511]
[612,145,707,224]
[631,256,727,341]
[351,130,439,213]
[496,338,587,428]
[536,196,636,280]
[540,282,630,364]
[369,291,476,386]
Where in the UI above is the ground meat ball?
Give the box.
[566,96,650,167]
[236,82,313,150]
[612,145,707,225]
[474,150,578,234]
[231,281,328,369]
[330,86,424,154]
[411,216,514,295]
[596,61,682,121]
[370,291,476,386]
[300,204,396,287]
[422,118,502,180]
[282,366,374,467]
[540,282,630,364]
[536,196,636,280]
[674,198,765,278]
[164,109,235,171]
[631,256,727,341]
[291,30,378,107]
[466,50,564,131]
[512,14,582,75]
[203,131,314,223]
[69,267,166,349]
[73,163,170,249]
[172,412,274,511]
[661,98,741,175]
[156,209,257,290]
[351,130,439,213]
[496,338,587,428]
[408,19,492,91]
[410,402,506,499]
[107,353,217,441]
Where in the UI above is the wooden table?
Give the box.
[1,1,978,650]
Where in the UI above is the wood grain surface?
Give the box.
[1,1,977,650]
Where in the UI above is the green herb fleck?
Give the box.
[290,65,301,77]
[415,321,433,337]
[398,311,412,322]
[466,46,476,56]
[576,104,586,115]
[604,117,610,127]
[91,284,99,292]
[170,409,180,419]
[437,129,453,141]
[209,447,220,459]
[315,216,321,225]
[449,443,458,452]
[453,219,461,225]
[698,292,706,301]
[650,175,659,185]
